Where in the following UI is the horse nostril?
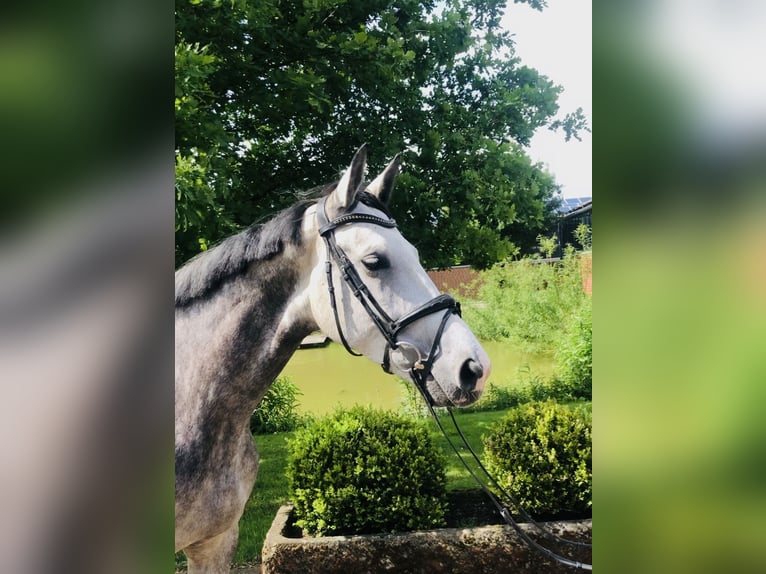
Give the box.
[459,359,483,391]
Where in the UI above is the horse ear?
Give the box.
[366,154,401,206]
[330,144,367,213]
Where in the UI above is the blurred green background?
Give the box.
[595,0,766,572]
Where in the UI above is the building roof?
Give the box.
[557,196,592,214]
[559,198,592,219]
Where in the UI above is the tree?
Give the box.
[175,0,586,268]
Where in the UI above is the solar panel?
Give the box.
[557,197,591,213]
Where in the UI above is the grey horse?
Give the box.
[175,146,490,572]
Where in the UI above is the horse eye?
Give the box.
[361,254,389,271]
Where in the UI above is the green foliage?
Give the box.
[287,406,447,536]
[536,233,558,259]
[174,0,584,268]
[483,401,592,516]
[465,246,588,352]
[250,376,308,434]
[461,375,583,413]
[174,40,239,265]
[399,374,549,417]
[397,376,437,419]
[573,223,592,251]
[466,381,531,412]
[549,106,591,142]
[556,304,592,400]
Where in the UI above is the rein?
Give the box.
[316,197,592,570]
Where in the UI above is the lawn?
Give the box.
[233,432,294,566]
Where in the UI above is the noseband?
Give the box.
[316,197,461,398]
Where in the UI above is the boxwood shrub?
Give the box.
[483,401,591,516]
[287,406,447,536]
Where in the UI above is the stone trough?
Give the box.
[262,505,592,574]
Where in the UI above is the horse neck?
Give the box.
[175,243,317,424]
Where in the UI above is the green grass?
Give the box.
[425,409,510,491]
[233,432,294,566]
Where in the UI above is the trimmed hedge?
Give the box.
[483,401,592,516]
[287,406,447,536]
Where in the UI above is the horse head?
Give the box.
[306,146,491,407]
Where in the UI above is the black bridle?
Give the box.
[316,196,592,570]
[317,196,461,392]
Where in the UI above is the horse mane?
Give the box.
[174,201,313,308]
[174,187,392,309]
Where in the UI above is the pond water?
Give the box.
[280,339,554,415]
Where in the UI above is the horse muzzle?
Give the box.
[393,338,490,408]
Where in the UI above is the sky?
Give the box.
[500,0,592,199]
